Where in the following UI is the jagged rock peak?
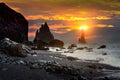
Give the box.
[34,22,54,43]
[39,22,50,32]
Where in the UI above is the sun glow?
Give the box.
[79,25,88,31]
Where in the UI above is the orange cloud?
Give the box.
[11,7,21,12]
[26,15,50,20]
[29,25,39,29]
[28,32,35,37]
[96,24,114,28]
[26,14,111,21]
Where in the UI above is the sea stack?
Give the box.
[34,22,54,44]
[34,22,64,49]
[78,30,86,44]
[0,3,28,43]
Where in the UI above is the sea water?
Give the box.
[49,43,120,67]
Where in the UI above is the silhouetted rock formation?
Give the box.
[34,22,64,49]
[49,39,64,48]
[34,22,54,44]
[0,3,28,43]
[34,22,54,49]
[78,30,86,44]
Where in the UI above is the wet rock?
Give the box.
[56,49,61,51]
[64,50,74,53]
[61,47,66,49]
[97,45,106,49]
[84,47,88,49]
[16,60,26,65]
[49,39,64,48]
[78,76,88,80]
[86,48,93,52]
[66,56,79,61]
[64,51,70,53]
[45,64,81,76]
[88,64,97,69]
[102,53,107,55]
[30,63,39,69]
[70,51,74,53]
[68,44,77,49]
[0,3,28,43]
[76,47,84,50]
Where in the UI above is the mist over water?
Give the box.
[50,43,120,67]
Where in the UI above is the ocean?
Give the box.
[49,43,120,67]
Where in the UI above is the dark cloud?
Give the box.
[28,19,65,26]
[98,19,120,27]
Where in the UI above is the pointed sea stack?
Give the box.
[34,22,64,49]
[78,30,86,44]
[34,22,54,44]
[0,3,28,43]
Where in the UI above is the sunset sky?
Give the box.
[1,0,120,43]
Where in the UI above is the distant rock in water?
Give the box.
[34,22,54,44]
[78,30,86,44]
[97,45,106,49]
[68,44,77,49]
[0,3,28,43]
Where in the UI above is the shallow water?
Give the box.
[49,43,120,67]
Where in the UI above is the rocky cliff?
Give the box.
[0,3,28,43]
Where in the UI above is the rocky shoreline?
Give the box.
[0,49,120,80]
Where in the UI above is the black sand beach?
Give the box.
[0,50,120,80]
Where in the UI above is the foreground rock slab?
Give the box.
[0,38,34,57]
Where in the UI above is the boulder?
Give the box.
[76,47,84,50]
[0,38,17,53]
[0,38,34,57]
[68,44,77,49]
[97,45,106,49]
[34,22,54,44]
[0,3,28,43]
[10,44,27,57]
[102,53,107,55]
[49,39,64,48]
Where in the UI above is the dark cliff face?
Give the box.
[0,3,28,43]
[34,22,54,44]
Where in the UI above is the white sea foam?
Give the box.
[49,43,120,67]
